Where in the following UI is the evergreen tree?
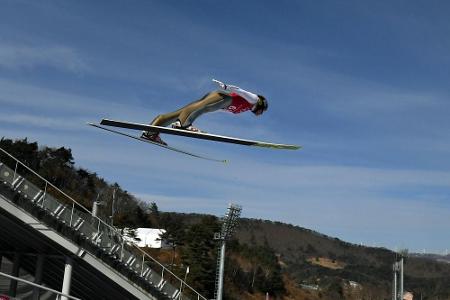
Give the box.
[159,214,185,270]
[0,138,39,170]
[148,202,160,227]
[181,216,219,298]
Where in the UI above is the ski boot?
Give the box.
[171,121,203,133]
[141,131,167,146]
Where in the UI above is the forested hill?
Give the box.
[1,138,449,300]
[168,214,450,299]
[234,218,450,299]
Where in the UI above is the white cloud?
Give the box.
[0,43,89,73]
[0,78,161,121]
[270,62,445,114]
[135,193,228,213]
[133,180,450,252]
[0,78,101,114]
[0,113,86,130]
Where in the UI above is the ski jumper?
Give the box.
[150,85,260,128]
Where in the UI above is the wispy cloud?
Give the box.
[0,113,87,130]
[135,193,228,213]
[0,43,90,73]
[0,78,160,120]
[133,175,450,252]
[0,78,100,114]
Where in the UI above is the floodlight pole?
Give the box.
[399,256,404,299]
[392,262,398,300]
[214,203,242,300]
[217,239,226,300]
[393,251,406,300]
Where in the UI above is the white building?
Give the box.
[403,292,413,300]
[348,281,361,289]
[123,228,168,248]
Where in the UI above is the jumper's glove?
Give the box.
[212,79,241,91]
[212,79,227,90]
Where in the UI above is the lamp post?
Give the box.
[392,261,399,300]
[393,250,407,300]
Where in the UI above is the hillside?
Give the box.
[168,214,450,299]
[233,218,450,299]
[1,138,449,300]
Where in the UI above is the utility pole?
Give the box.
[213,204,242,300]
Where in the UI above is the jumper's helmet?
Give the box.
[252,95,268,115]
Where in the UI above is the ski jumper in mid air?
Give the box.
[142,79,268,145]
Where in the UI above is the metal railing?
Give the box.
[0,271,81,300]
[0,147,207,300]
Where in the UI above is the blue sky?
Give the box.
[1,0,449,253]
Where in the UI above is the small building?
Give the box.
[348,280,361,289]
[403,292,413,300]
[124,228,168,248]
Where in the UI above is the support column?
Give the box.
[8,252,21,297]
[32,254,45,300]
[61,256,73,300]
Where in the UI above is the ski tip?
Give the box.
[253,143,301,150]
[284,145,301,150]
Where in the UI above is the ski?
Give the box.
[88,123,228,163]
[100,119,300,150]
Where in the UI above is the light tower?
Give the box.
[214,203,242,300]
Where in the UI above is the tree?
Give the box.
[180,216,219,298]
[148,202,160,227]
[0,138,39,170]
[159,214,185,270]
